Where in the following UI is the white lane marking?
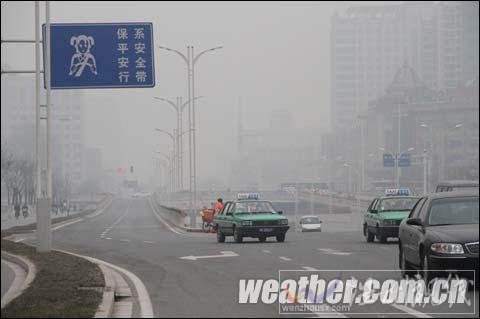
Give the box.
[314,311,347,318]
[279,256,292,261]
[302,266,319,271]
[105,237,112,240]
[317,248,351,256]
[13,238,26,243]
[180,251,238,261]
[57,249,153,318]
[101,201,131,237]
[391,304,432,318]
[120,239,130,242]
[148,197,184,235]
[262,250,271,254]
[51,218,83,231]
[143,241,154,244]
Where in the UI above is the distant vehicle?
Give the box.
[363,188,420,243]
[435,180,479,193]
[297,215,322,232]
[398,190,479,282]
[214,193,289,243]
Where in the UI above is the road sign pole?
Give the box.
[35,1,41,199]
[37,0,52,253]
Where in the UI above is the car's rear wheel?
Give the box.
[276,233,285,242]
[259,236,267,243]
[217,229,225,243]
[233,227,243,243]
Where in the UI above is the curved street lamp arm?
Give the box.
[153,97,178,112]
[158,45,189,66]
[180,129,193,137]
[193,46,223,66]
[181,96,204,112]
[154,128,175,141]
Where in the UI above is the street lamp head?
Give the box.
[454,123,463,128]
[379,147,385,151]
[420,123,428,128]
[407,147,415,152]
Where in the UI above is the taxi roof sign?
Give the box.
[237,193,260,200]
[385,188,411,196]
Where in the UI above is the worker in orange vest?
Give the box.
[214,198,224,214]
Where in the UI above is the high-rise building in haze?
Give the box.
[1,74,85,191]
[330,1,479,131]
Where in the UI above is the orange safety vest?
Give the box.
[214,202,223,214]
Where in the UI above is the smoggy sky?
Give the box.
[1,1,394,187]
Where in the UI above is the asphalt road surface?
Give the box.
[19,197,478,318]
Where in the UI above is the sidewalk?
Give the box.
[1,209,83,231]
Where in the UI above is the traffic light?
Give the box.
[130,165,134,173]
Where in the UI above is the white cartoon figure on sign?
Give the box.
[69,35,97,77]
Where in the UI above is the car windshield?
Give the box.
[428,196,479,226]
[378,198,418,212]
[301,217,320,224]
[234,201,276,214]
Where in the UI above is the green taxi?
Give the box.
[363,189,419,243]
[214,193,289,243]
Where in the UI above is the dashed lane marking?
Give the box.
[391,304,432,318]
[302,266,319,271]
[279,256,292,261]
[317,248,351,256]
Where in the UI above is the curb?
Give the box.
[148,197,204,234]
[1,251,37,309]
[57,250,153,318]
[95,264,116,318]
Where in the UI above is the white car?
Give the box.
[298,215,322,232]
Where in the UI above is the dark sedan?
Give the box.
[398,190,479,282]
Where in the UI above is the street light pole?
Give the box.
[191,45,222,227]
[155,129,176,191]
[158,44,222,227]
[153,96,203,191]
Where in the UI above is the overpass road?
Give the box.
[18,197,478,318]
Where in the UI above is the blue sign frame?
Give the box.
[383,154,395,167]
[43,22,155,89]
[398,153,411,167]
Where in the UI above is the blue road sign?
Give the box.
[43,23,155,89]
[383,153,395,167]
[398,153,411,167]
